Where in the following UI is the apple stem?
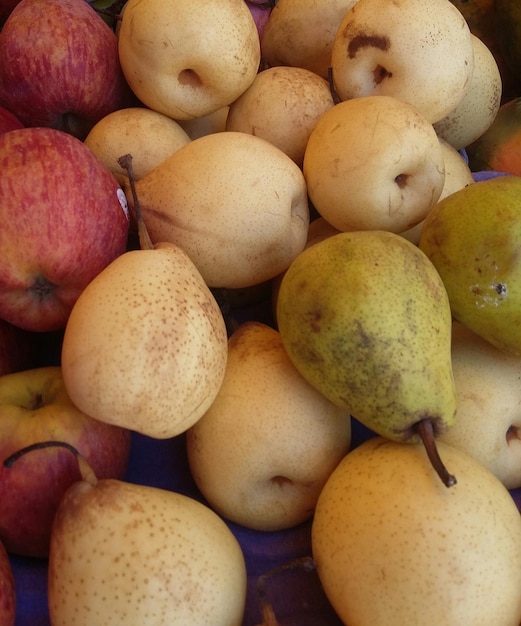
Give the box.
[117,153,155,251]
[415,419,457,488]
[255,556,316,625]
[3,440,98,486]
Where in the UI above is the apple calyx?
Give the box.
[30,275,57,301]
[255,556,316,626]
[117,153,155,251]
[415,419,457,488]
[3,440,98,486]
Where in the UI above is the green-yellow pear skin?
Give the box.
[419,176,521,356]
[276,231,456,444]
[312,436,521,626]
[61,242,228,439]
[48,477,247,626]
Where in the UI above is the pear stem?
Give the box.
[3,440,98,486]
[327,67,341,105]
[415,419,457,488]
[117,153,155,251]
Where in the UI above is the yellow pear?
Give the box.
[330,0,474,124]
[399,139,474,244]
[261,0,359,79]
[439,321,521,489]
[303,96,445,233]
[177,106,230,140]
[61,212,228,438]
[312,436,521,625]
[117,0,260,120]
[48,465,246,626]
[84,107,191,184]
[125,131,310,289]
[434,34,502,150]
[225,65,335,167]
[186,321,351,532]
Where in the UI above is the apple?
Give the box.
[0,105,23,135]
[302,95,445,233]
[117,0,261,121]
[0,126,130,332]
[0,540,15,626]
[0,366,132,558]
[438,321,521,490]
[0,0,133,140]
[330,0,475,124]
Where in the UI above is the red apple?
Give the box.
[0,105,23,135]
[0,366,132,558]
[0,540,15,626]
[0,126,130,332]
[0,0,133,140]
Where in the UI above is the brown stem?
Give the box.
[415,419,457,488]
[327,67,341,105]
[117,153,155,251]
[3,440,98,486]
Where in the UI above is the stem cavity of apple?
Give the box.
[415,419,457,488]
[3,440,98,486]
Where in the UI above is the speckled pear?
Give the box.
[312,436,521,625]
[61,241,228,439]
[419,175,521,356]
[276,231,457,456]
[48,474,247,626]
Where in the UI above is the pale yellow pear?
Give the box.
[303,96,445,233]
[118,0,260,120]
[225,66,335,167]
[126,131,310,289]
[439,321,521,489]
[331,0,474,124]
[434,34,502,150]
[399,139,474,245]
[186,321,351,531]
[49,475,247,626]
[312,436,521,625]
[84,107,191,184]
[61,242,228,439]
[261,0,359,79]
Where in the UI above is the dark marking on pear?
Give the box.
[347,34,391,58]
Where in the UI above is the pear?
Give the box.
[419,175,521,356]
[312,436,521,626]
[61,156,229,439]
[186,320,351,532]
[495,0,521,79]
[124,131,310,289]
[84,106,191,185]
[46,446,247,626]
[276,230,457,485]
[439,321,521,489]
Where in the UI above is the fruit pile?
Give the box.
[1,0,521,625]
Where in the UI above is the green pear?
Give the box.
[48,461,247,625]
[419,175,521,356]
[312,436,521,625]
[276,230,457,484]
